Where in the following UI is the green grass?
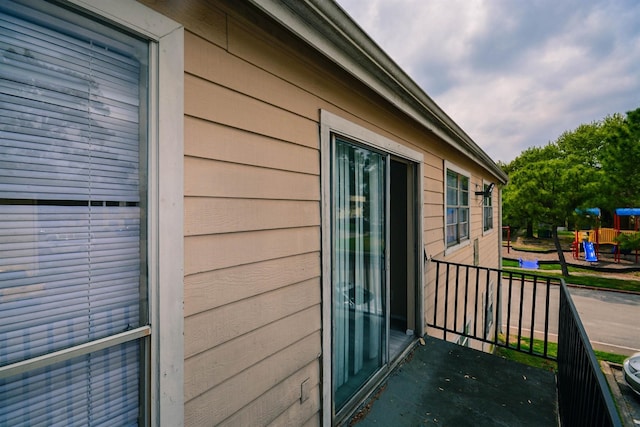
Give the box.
[495,335,626,370]
[593,350,627,365]
[503,259,584,272]
[495,335,558,371]
[502,260,640,292]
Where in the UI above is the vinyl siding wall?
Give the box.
[424,157,501,349]
[139,0,502,425]
[182,23,323,427]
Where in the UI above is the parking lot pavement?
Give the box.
[601,361,640,426]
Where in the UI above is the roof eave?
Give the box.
[247,0,508,183]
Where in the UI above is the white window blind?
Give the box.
[0,1,148,425]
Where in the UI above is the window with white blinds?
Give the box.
[0,0,149,425]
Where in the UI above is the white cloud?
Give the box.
[337,0,640,163]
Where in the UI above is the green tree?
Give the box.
[599,109,640,210]
[503,108,640,275]
[506,147,593,276]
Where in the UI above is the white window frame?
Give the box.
[444,161,471,255]
[0,1,185,425]
[482,180,494,235]
[320,110,424,425]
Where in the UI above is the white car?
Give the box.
[624,352,640,395]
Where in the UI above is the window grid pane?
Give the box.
[483,185,493,232]
[445,169,470,247]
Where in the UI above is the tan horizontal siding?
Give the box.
[185,117,319,173]
[302,413,321,427]
[184,227,320,275]
[184,277,320,358]
[424,176,443,193]
[218,361,320,427]
[184,305,320,401]
[424,202,444,219]
[185,332,321,426]
[139,1,504,425]
[185,198,319,236]
[184,252,320,316]
[479,234,499,267]
[269,385,321,427]
[185,31,320,122]
[226,19,355,120]
[185,74,318,149]
[424,228,444,247]
[185,157,319,200]
[138,0,227,47]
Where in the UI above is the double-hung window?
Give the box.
[483,183,494,232]
[0,1,183,425]
[445,166,469,247]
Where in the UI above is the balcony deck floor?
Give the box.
[353,336,558,426]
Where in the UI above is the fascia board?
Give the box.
[247,0,508,183]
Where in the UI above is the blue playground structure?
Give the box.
[573,207,600,263]
[518,258,539,269]
[583,241,598,262]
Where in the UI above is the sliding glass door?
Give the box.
[333,138,386,410]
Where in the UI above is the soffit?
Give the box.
[248,0,508,183]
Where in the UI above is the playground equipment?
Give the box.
[583,241,598,263]
[518,258,539,269]
[572,230,599,263]
[613,208,640,263]
[502,226,511,253]
[572,208,600,262]
[573,207,640,263]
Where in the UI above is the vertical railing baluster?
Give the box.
[484,269,490,342]
[473,267,480,338]
[544,277,551,358]
[426,259,621,427]
[453,265,460,334]
[494,268,501,346]
[433,261,440,326]
[506,272,514,348]
[529,276,538,354]
[434,261,440,326]
[517,274,525,351]
[444,263,450,341]
[463,266,469,338]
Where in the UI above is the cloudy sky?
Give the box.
[335,0,640,163]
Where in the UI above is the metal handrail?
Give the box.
[428,259,557,359]
[557,281,622,427]
[427,259,622,427]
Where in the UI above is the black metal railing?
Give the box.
[428,259,557,359]
[557,283,622,427]
[427,259,622,427]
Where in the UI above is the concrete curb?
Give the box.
[600,361,635,427]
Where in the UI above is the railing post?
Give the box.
[529,276,537,355]
[556,280,622,427]
[427,259,622,427]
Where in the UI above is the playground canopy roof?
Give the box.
[615,208,640,216]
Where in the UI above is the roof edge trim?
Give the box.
[247,0,507,182]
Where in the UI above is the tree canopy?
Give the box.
[501,107,640,275]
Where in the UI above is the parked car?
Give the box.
[624,352,640,395]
